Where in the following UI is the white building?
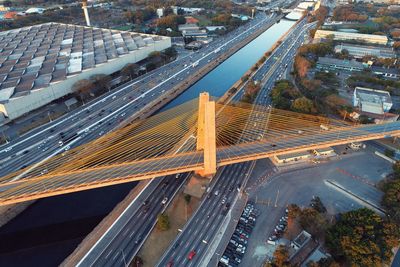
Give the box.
[334,43,396,59]
[273,151,311,164]
[353,87,392,114]
[315,30,388,45]
[156,8,164,18]
[0,23,171,120]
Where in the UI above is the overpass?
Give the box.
[0,93,399,205]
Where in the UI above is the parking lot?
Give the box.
[237,148,392,266]
[217,202,259,267]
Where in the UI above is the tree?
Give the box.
[294,55,311,78]
[381,178,400,224]
[326,208,400,266]
[163,47,177,59]
[132,256,143,267]
[72,79,94,100]
[273,245,289,267]
[298,207,328,237]
[291,97,315,114]
[184,194,191,204]
[393,161,400,176]
[90,74,111,94]
[121,63,140,80]
[310,196,327,213]
[157,213,170,231]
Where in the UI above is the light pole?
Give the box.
[47,111,52,122]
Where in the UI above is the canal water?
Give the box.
[162,19,295,110]
[0,19,295,267]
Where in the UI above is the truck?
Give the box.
[59,132,79,146]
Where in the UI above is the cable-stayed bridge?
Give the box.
[0,93,399,205]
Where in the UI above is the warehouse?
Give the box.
[334,43,396,59]
[0,22,171,120]
[314,30,388,45]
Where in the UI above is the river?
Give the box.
[0,19,295,267]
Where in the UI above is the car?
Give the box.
[188,250,196,260]
[142,200,149,206]
[221,197,226,205]
[268,235,278,241]
[135,236,142,244]
[162,197,168,205]
[214,190,219,196]
[166,260,174,267]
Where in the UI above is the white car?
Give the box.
[162,197,168,205]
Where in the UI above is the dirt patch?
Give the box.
[136,190,200,267]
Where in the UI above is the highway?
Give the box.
[156,19,319,267]
[0,12,278,183]
[76,173,191,267]
[1,19,397,205]
[29,12,285,267]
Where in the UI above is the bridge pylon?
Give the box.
[196,92,216,177]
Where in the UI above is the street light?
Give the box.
[47,111,52,122]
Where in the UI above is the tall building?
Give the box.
[0,23,171,120]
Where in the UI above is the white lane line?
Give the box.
[77,180,155,266]
[9,136,82,182]
[104,249,113,259]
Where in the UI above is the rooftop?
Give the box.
[317,57,364,69]
[275,151,310,160]
[334,43,396,58]
[0,22,166,101]
[315,30,388,41]
[355,87,392,105]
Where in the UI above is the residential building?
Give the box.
[316,57,365,72]
[0,23,171,120]
[289,231,319,267]
[315,30,388,45]
[353,87,392,114]
[334,43,396,59]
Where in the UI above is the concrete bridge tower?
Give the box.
[196,92,216,177]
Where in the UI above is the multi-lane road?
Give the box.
[0,12,278,183]
[156,18,318,267]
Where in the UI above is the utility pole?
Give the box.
[82,0,91,26]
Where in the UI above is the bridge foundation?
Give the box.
[196,92,216,177]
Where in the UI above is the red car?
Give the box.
[166,260,173,267]
[188,250,196,260]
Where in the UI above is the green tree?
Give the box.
[184,194,191,204]
[291,97,315,114]
[310,196,327,213]
[326,208,400,266]
[157,213,170,231]
[382,178,400,224]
